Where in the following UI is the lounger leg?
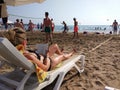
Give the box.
[53,55,85,90]
[74,55,85,73]
[16,69,34,90]
[53,72,65,90]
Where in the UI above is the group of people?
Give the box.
[14,19,24,29]
[42,12,79,44]
[14,19,35,32]
[13,12,55,44]
[61,18,79,38]
[3,12,76,72]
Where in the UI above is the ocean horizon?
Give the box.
[0,24,117,34]
[54,25,112,34]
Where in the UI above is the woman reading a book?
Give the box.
[4,27,75,71]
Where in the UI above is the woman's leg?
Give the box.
[48,44,63,57]
[50,51,74,69]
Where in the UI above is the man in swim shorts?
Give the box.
[73,18,79,38]
[43,12,53,44]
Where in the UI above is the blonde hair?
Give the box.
[4,27,26,46]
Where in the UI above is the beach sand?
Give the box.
[0,31,120,90]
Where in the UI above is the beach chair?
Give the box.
[0,37,85,90]
[104,86,120,90]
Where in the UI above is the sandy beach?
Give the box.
[0,31,120,90]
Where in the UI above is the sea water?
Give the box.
[33,24,114,34]
[54,25,113,34]
[0,24,117,34]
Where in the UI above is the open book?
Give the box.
[35,43,48,56]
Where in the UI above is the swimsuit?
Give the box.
[28,50,41,60]
[44,27,51,33]
[74,26,78,32]
[28,49,52,71]
[47,57,52,71]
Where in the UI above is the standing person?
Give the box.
[40,23,43,31]
[20,19,24,29]
[0,0,8,30]
[62,21,69,33]
[28,20,34,32]
[37,23,40,30]
[112,19,118,34]
[43,12,53,44]
[73,18,79,38]
[51,18,55,36]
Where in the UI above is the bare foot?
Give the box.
[73,48,77,53]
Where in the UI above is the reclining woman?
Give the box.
[4,27,75,71]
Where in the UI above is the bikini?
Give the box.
[48,57,52,71]
[28,50,52,71]
[28,50,41,60]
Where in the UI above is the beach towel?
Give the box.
[16,44,48,83]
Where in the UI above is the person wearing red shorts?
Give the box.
[73,18,79,38]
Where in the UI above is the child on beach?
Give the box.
[4,27,75,71]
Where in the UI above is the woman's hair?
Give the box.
[4,27,26,46]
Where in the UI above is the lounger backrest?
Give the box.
[0,37,35,70]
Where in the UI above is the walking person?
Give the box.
[73,18,79,38]
[62,21,69,33]
[43,12,53,44]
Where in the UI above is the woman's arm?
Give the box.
[23,52,50,71]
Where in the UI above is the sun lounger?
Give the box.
[105,86,120,90]
[0,37,85,90]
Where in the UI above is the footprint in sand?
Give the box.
[95,80,105,86]
[91,80,105,88]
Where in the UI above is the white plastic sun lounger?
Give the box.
[105,86,120,90]
[0,37,85,90]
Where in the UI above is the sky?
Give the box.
[6,0,120,25]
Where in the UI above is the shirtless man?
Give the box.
[43,12,53,44]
